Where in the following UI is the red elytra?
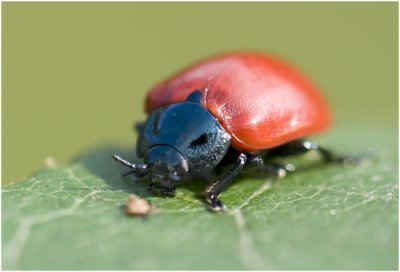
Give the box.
[146,52,331,152]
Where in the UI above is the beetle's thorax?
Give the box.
[137,98,231,181]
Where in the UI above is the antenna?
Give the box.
[112,154,148,173]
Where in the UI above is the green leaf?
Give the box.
[2,124,398,270]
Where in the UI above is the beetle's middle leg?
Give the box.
[246,154,295,178]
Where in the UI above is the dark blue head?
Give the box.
[136,91,231,189]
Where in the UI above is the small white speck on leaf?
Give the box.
[276,168,286,178]
[363,192,376,201]
[44,156,57,168]
[126,194,155,216]
[330,209,336,215]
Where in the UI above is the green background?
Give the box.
[2,2,398,270]
[3,2,397,184]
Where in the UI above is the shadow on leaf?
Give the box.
[72,144,152,197]
[71,143,209,200]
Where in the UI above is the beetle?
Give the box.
[113,52,356,211]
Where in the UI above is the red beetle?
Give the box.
[113,52,352,211]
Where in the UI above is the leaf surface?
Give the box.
[2,124,398,270]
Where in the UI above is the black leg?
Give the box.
[248,154,264,166]
[263,162,296,177]
[159,187,176,197]
[247,154,295,177]
[147,181,176,197]
[266,139,364,165]
[205,152,248,211]
[244,139,367,178]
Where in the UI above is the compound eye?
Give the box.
[189,133,208,148]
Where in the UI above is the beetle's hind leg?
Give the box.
[265,139,366,166]
[247,139,367,178]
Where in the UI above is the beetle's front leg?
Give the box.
[205,152,248,211]
[122,169,148,179]
[147,181,176,197]
[159,187,176,197]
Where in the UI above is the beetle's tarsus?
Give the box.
[332,152,373,167]
[306,143,372,167]
[248,155,264,166]
[159,187,176,197]
[147,182,176,197]
[264,163,290,178]
[207,193,225,211]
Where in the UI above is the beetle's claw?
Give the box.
[207,193,226,212]
[327,150,374,167]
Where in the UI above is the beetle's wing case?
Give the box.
[146,52,331,152]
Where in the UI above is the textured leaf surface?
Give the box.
[2,124,398,270]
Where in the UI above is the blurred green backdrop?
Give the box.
[2,2,398,184]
